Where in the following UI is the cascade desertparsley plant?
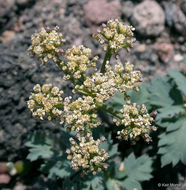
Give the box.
[27,19,156,175]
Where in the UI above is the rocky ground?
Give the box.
[0,0,185,189]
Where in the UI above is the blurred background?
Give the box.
[0,0,185,189]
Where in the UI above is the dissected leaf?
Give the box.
[106,74,175,113]
[168,70,186,97]
[40,155,74,178]
[27,145,53,161]
[128,83,151,109]
[157,105,185,120]
[148,76,173,107]
[84,175,104,190]
[123,153,153,182]
[63,178,79,190]
[158,118,186,167]
[99,134,118,159]
[26,132,54,161]
[112,161,127,180]
[26,132,54,148]
[106,83,150,112]
[121,178,142,190]
[26,130,74,162]
[106,178,121,190]
[63,173,105,190]
[106,92,125,111]
[107,153,153,190]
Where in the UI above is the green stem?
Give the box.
[100,46,112,73]
[54,52,123,121]
[97,103,122,120]
[55,60,77,86]
[77,89,90,96]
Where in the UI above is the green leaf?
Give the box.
[158,118,186,167]
[40,155,74,178]
[25,132,54,148]
[106,83,151,112]
[114,166,127,180]
[148,76,173,107]
[106,178,122,190]
[85,175,104,190]
[106,92,125,111]
[168,70,186,97]
[123,153,153,182]
[128,83,151,108]
[108,153,152,190]
[157,120,180,132]
[26,132,54,161]
[25,130,74,162]
[63,173,104,190]
[99,134,118,159]
[157,105,185,120]
[121,178,142,190]
[63,178,79,190]
[27,145,53,161]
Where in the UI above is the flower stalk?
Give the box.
[100,46,112,73]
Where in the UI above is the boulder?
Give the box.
[131,1,165,37]
[84,0,120,26]
[164,2,186,36]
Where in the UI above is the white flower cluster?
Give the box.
[28,86,100,133]
[75,62,142,104]
[61,96,101,133]
[113,102,156,142]
[66,134,109,175]
[27,84,63,121]
[28,26,65,64]
[27,22,156,175]
[60,45,98,80]
[112,62,142,92]
[93,19,135,53]
[28,86,108,174]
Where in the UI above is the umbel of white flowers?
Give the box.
[27,19,156,175]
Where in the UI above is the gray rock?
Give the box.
[164,2,186,36]
[173,9,186,36]
[180,0,186,15]
[84,0,120,26]
[131,1,165,37]
[0,0,15,32]
[16,0,34,7]
[121,1,134,18]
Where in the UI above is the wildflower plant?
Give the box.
[26,19,158,188]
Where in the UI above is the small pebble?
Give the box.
[174,54,184,62]
[136,44,146,53]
